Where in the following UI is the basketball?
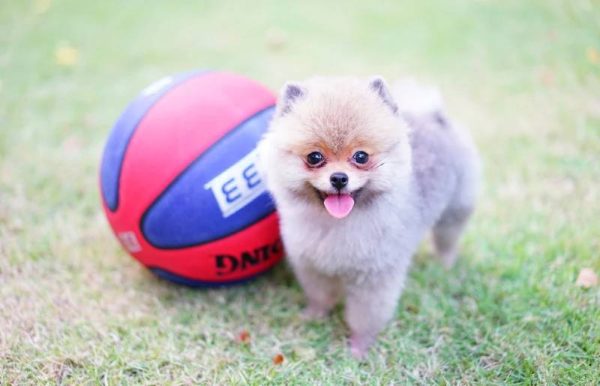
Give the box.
[99,71,283,286]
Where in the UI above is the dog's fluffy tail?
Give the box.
[391,79,445,117]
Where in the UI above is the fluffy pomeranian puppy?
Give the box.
[256,76,480,358]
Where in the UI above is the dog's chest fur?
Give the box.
[280,191,424,279]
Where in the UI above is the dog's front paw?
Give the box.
[301,304,329,320]
[439,248,459,269]
[348,333,375,360]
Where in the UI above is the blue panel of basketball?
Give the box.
[141,107,276,249]
[100,70,205,211]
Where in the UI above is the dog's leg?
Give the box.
[293,263,341,319]
[345,272,406,359]
[432,206,473,268]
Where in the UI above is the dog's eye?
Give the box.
[352,151,369,165]
[307,151,325,166]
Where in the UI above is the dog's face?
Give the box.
[258,77,412,219]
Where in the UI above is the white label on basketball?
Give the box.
[118,231,142,253]
[204,149,267,218]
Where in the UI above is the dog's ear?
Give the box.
[369,76,398,114]
[277,82,305,116]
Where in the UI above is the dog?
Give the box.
[256,76,480,358]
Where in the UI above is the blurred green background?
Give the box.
[1,0,599,384]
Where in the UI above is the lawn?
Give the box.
[1,0,599,384]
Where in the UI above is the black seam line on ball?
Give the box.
[138,104,277,250]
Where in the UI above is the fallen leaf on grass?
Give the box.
[575,268,598,288]
[266,27,287,52]
[538,68,554,86]
[55,43,79,67]
[272,353,285,365]
[586,47,600,65]
[235,330,251,344]
[33,0,52,15]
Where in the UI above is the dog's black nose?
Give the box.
[330,172,349,190]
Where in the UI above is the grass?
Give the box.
[1,0,599,384]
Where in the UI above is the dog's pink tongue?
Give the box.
[323,194,355,219]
